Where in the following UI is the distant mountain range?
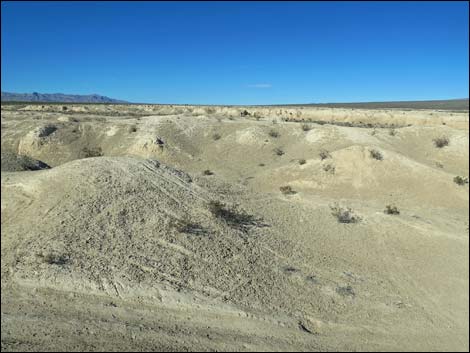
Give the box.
[1,91,128,103]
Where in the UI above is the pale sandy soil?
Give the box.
[1,104,468,351]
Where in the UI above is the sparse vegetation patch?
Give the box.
[319,150,331,160]
[336,285,355,297]
[208,200,263,233]
[453,176,469,186]
[330,204,361,224]
[38,252,69,266]
[81,146,103,158]
[301,124,312,132]
[269,130,280,138]
[280,185,297,195]
[322,164,335,174]
[369,149,383,161]
[171,216,207,236]
[384,205,400,215]
[433,136,449,148]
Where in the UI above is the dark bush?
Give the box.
[319,150,331,160]
[208,200,263,233]
[384,205,400,215]
[330,205,361,224]
[280,185,297,195]
[81,146,103,158]
[454,176,468,186]
[433,136,449,148]
[269,130,280,138]
[370,149,383,161]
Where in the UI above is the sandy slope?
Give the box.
[1,104,469,351]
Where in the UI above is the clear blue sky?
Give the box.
[2,1,469,104]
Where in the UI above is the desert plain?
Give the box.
[1,103,468,351]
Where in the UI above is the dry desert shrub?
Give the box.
[202,169,214,176]
[208,200,262,233]
[280,185,297,195]
[330,204,361,224]
[319,150,331,160]
[37,252,69,266]
[128,125,137,133]
[81,146,103,158]
[323,163,335,174]
[273,147,284,156]
[301,123,312,132]
[453,176,469,186]
[384,205,400,215]
[369,149,383,161]
[171,216,207,236]
[336,285,355,297]
[269,130,280,138]
[212,133,221,140]
[433,136,449,148]
[298,159,306,165]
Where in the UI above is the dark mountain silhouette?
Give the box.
[1,91,128,103]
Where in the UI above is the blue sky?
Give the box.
[1,1,468,104]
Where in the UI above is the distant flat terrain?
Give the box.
[284,98,469,111]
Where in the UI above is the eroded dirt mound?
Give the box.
[1,157,323,319]
[1,150,51,172]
